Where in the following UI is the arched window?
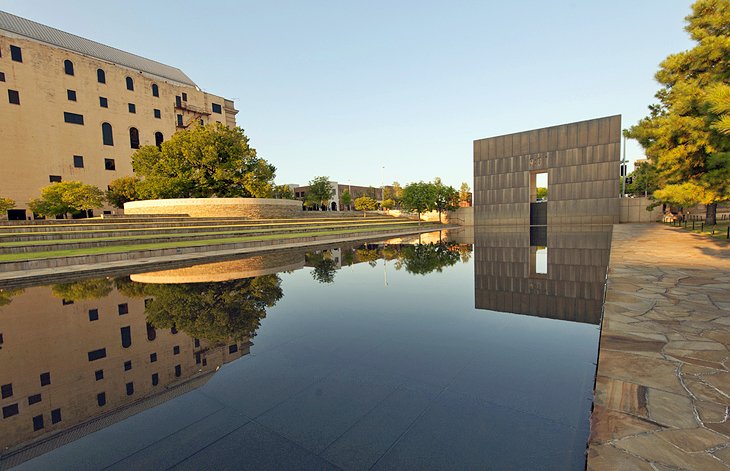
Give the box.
[146,322,156,341]
[125,76,134,91]
[120,326,132,348]
[155,131,164,149]
[97,68,106,83]
[151,83,159,97]
[102,122,113,146]
[64,59,74,76]
[129,127,140,149]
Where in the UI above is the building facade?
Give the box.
[0,11,238,219]
[292,181,385,211]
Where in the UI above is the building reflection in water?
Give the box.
[0,232,474,465]
[474,226,612,324]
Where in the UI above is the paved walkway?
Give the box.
[588,224,730,470]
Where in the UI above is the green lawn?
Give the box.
[0,221,420,247]
[669,220,730,241]
[0,223,440,262]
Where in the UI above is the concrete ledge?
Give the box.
[124,198,302,218]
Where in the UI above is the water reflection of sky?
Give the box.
[1,229,603,470]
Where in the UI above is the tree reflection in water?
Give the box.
[0,287,24,306]
[116,274,283,344]
[51,278,114,301]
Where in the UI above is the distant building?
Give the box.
[0,10,238,219]
[292,181,385,211]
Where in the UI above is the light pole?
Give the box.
[621,132,627,198]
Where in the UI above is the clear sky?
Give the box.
[2,0,695,189]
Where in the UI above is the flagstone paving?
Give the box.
[588,224,730,470]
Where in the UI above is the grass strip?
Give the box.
[0,221,419,247]
[0,224,441,262]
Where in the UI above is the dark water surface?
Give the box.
[0,228,609,470]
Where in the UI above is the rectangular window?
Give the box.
[1,384,12,399]
[174,365,181,377]
[154,109,161,119]
[124,360,132,371]
[126,382,134,396]
[51,409,62,424]
[74,155,85,169]
[212,103,222,114]
[128,103,136,113]
[97,392,106,407]
[63,112,84,125]
[194,338,200,348]
[10,45,22,62]
[2,404,19,418]
[118,303,128,315]
[0,72,5,82]
[28,394,42,405]
[49,175,62,183]
[177,114,183,127]
[151,373,159,386]
[32,415,44,431]
[182,92,187,101]
[175,95,181,107]
[150,352,157,363]
[229,344,238,354]
[99,97,108,108]
[62,299,74,305]
[105,158,116,171]
[95,370,104,381]
[173,345,180,355]
[67,90,76,101]
[88,348,107,361]
[40,372,51,386]
[8,89,20,105]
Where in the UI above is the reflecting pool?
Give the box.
[0,228,609,470]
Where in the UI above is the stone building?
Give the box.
[292,181,385,211]
[0,10,238,219]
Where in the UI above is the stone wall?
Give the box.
[474,115,621,226]
[620,197,662,223]
[124,198,302,218]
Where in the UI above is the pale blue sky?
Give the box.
[2,0,694,188]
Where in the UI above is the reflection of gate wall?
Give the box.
[474,228,612,324]
[473,115,621,226]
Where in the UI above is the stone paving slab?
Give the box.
[588,224,730,470]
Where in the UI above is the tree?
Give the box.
[626,161,660,197]
[341,189,352,211]
[391,181,403,208]
[132,123,276,199]
[401,181,436,224]
[400,242,461,275]
[0,197,15,216]
[354,195,378,216]
[0,288,23,307]
[51,278,114,301]
[433,179,459,223]
[28,181,104,218]
[536,187,548,200]
[272,184,294,199]
[107,176,141,208]
[381,198,395,211]
[626,0,730,225]
[307,251,338,283]
[305,176,334,210]
[459,182,471,205]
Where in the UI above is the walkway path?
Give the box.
[588,224,730,470]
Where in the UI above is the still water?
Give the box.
[0,228,609,470]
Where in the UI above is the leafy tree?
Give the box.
[132,123,276,199]
[626,0,730,225]
[354,195,378,216]
[383,186,392,201]
[0,197,15,216]
[272,184,294,199]
[341,189,352,211]
[391,181,403,207]
[381,198,395,210]
[708,83,730,134]
[459,182,471,205]
[51,278,114,301]
[401,181,436,224]
[536,187,548,200]
[307,251,338,283]
[144,275,283,343]
[626,161,660,197]
[305,176,334,210]
[28,181,105,218]
[107,176,141,208]
[433,179,459,223]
